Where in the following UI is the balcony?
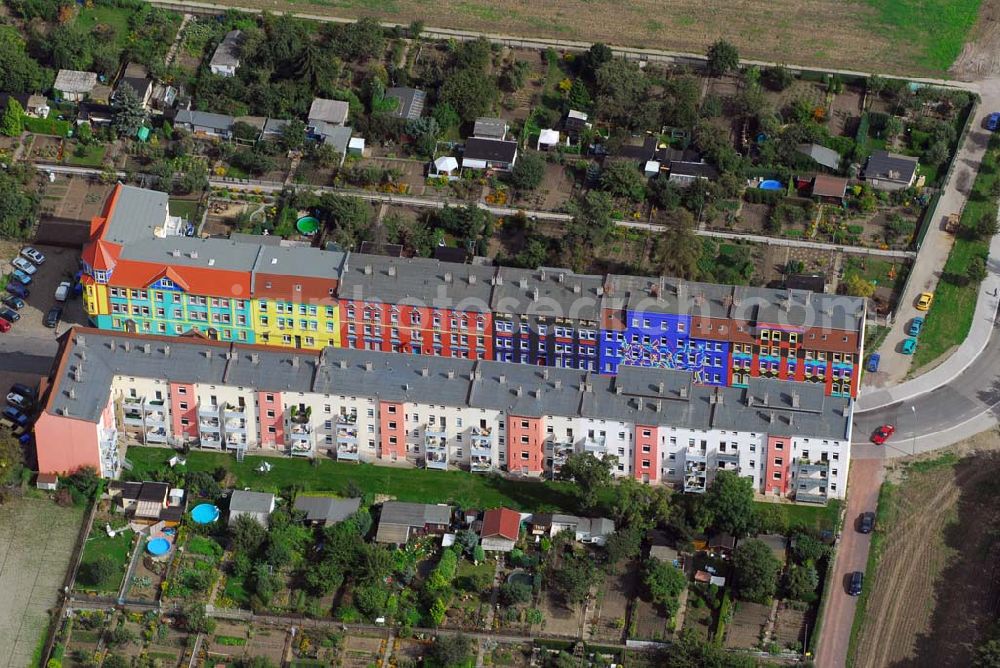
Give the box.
[200,432,222,448]
[717,452,739,465]
[123,410,144,426]
[337,426,358,443]
[199,418,221,433]
[470,455,492,473]
[425,449,448,470]
[224,418,247,434]
[425,434,447,451]
[471,441,492,459]
[583,436,607,455]
[685,448,707,463]
[794,489,828,504]
[198,404,219,418]
[289,407,312,425]
[336,412,357,426]
[337,443,360,461]
[551,441,574,464]
[223,403,246,419]
[684,461,707,493]
[145,427,168,444]
[145,410,166,425]
[225,434,246,450]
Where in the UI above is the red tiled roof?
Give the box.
[81,239,120,271]
[109,259,251,297]
[481,507,520,541]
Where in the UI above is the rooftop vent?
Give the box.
[421,368,429,377]
[388,266,397,277]
[189,251,198,259]
[364,264,372,275]
[446,370,455,379]
[364,361,374,371]
[208,258,215,266]
[444,272,453,283]
[271,257,278,264]
[171,249,181,257]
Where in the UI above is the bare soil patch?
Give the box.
[852,430,1000,667]
[951,0,1000,79]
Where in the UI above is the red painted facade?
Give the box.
[339,300,493,360]
[169,382,198,441]
[507,415,545,474]
[764,435,791,496]
[378,400,406,460]
[633,425,659,482]
[256,391,284,447]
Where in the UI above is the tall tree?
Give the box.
[654,209,702,280]
[511,152,545,190]
[595,58,648,128]
[706,39,739,77]
[550,551,599,607]
[557,452,617,511]
[111,84,148,138]
[732,538,781,603]
[428,633,474,667]
[0,26,50,94]
[643,558,687,616]
[600,160,646,201]
[0,99,25,137]
[705,470,756,537]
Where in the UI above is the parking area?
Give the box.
[1,243,85,337]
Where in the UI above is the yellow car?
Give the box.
[916,292,934,311]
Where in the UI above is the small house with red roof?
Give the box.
[480,507,520,552]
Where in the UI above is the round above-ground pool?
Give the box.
[506,570,533,588]
[147,537,171,556]
[296,215,320,235]
[760,179,783,191]
[191,503,220,524]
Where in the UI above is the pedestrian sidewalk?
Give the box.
[857,230,1000,412]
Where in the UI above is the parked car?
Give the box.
[871,424,896,445]
[866,353,880,373]
[5,282,29,299]
[848,571,864,596]
[0,308,20,323]
[0,318,10,334]
[11,257,36,275]
[987,112,1000,131]
[2,296,24,311]
[901,337,917,355]
[6,392,31,411]
[20,247,45,265]
[858,512,876,534]
[908,317,925,337]
[10,383,36,400]
[10,269,32,285]
[1,406,28,427]
[916,292,934,311]
[54,281,72,302]
[44,305,62,329]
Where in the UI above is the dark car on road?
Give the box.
[858,512,876,534]
[2,296,24,311]
[848,571,864,596]
[44,305,62,329]
[0,308,20,323]
[10,383,36,400]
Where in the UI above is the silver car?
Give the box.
[11,257,36,275]
[20,247,45,265]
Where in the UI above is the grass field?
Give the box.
[208,0,984,74]
[0,497,85,668]
[76,530,133,595]
[126,446,585,512]
[850,434,1000,667]
[168,198,200,221]
[65,144,107,168]
[910,135,996,369]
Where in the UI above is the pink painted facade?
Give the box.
[378,400,406,460]
[35,413,99,475]
[764,435,791,496]
[257,391,284,447]
[633,425,659,482]
[507,415,545,475]
[169,382,198,441]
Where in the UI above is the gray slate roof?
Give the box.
[175,109,234,133]
[473,117,507,140]
[229,490,274,515]
[293,495,361,524]
[54,70,98,94]
[46,329,853,443]
[864,150,919,183]
[308,98,349,126]
[103,186,171,246]
[796,143,841,170]
[210,30,244,69]
[492,266,604,322]
[385,87,425,120]
[339,254,495,310]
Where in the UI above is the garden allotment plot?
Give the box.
[0,497,84,668]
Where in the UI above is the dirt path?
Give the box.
[853,432,1000,667]
[951,0,1000,80]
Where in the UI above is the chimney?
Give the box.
[554,379,562,389]
[403,383,410,391]
[68,388,76,400]
[531,288,539,301]
[251,352,259,364]
[792,392,800,408]
[364,264,372,275]
[542,369,549,380]
[171,249,181,257]
[519,278,528,289]
[597,286,604,296]
[444,272,453,283]
[557,272,565,283]
[573,284,581,294]
[292,356,299,368]
[472,369,481,379]
[364,361,374,371]
[164,345,170,357]
[338,360,347,369]
[189,250,198,259]
[421,368,429,377]
[469,274,477,285]
[515,386,523,397]
[539,270,546,281]
[788,413,795,426]
[769,411,776,423]
[447,370,455,379]
[762,392,769,406]
[388,266,396,277]
[657,381,664,393]
[142,343,151,354]
[123,341,131,352]
[72,368,82,382]
[679,386,688,399]
[79,350,86,361]
[78,334,86,347]
[615,384,623,395]
[654,400,662,412]
[499,374,506,384]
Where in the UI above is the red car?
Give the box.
[0,318,10,333]
[871,424,895,445]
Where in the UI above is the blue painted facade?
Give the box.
[104,286,256,342]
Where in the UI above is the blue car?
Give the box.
[1,406,28,427]
[5,282,28,299]
[10,269,32,285]
[987,112,1000,131]
[908,317,925,337]
[866,353,881,372]
[901,338,917,355]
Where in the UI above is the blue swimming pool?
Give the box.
[191,503,220,524]
[147,537,170,556]
[760,180,782,191]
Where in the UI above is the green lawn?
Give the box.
[910,135,996,370]
[76,5,133,52]
[64,143,107,168]
[756,499,842,535]
[126,447,584,512]
[168,198,200,221]
[76,530,132,594]
[864,0,982,71]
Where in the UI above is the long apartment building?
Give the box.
[81,185,865,398]
[36,328,853,503]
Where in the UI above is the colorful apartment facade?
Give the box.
[37,329,854,503]
[81,185,865,398]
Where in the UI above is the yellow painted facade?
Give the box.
[251,298,341,350]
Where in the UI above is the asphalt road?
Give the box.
[0,333,60,376]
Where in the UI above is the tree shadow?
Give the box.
[892,452,1000,667]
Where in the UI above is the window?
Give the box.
[266,410,275,418]
[773,472,782,480]
[179,402,188,410]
